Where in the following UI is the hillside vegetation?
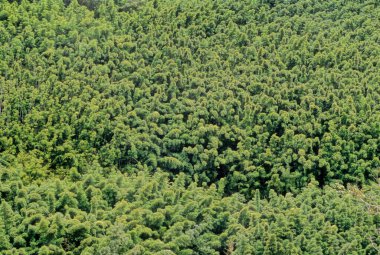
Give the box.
[0,0,379,254]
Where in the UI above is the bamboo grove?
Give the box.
[0,0,379,254]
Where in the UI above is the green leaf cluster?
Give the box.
[0,0,380,253]
[0,169,379,254]
[0,0,379,195]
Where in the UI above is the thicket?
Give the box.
[1,0,380,193]
[0,0,379,253]
[0,169,379,254]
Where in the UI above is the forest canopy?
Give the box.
[0,0,379,254]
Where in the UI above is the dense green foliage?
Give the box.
[1,0,379,194]
[0,0,380,253]
[1,169,379,254]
